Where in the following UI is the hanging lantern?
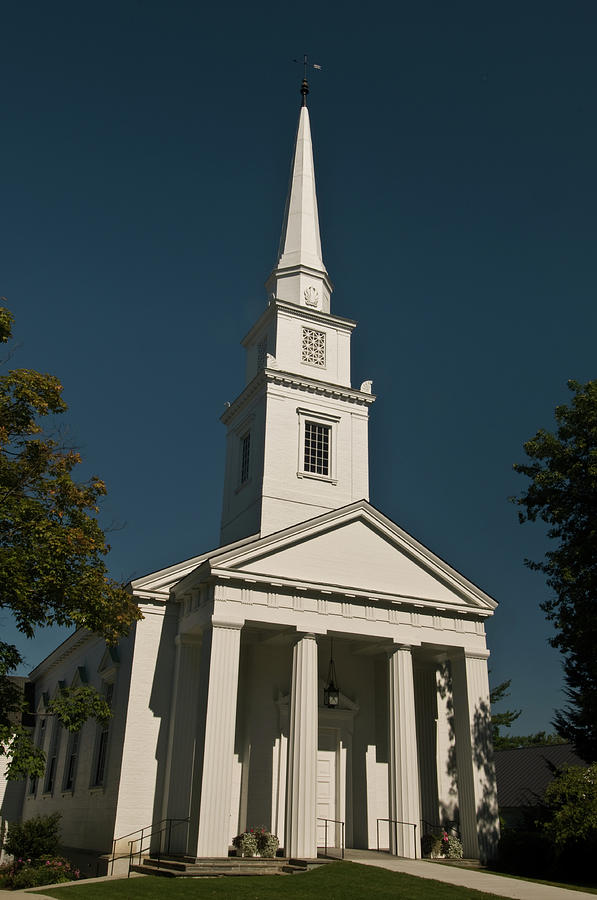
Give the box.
[324,639,340,708]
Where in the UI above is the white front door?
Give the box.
[317,729,337,848]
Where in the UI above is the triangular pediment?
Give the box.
[208,501,496,611]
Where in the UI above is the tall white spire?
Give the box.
[266,84,333,313]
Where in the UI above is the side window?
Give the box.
[62,730,80,792]
[91,682,114,788]
[240,432,251,484]
[29,717,46,795]
[43,718,61,794]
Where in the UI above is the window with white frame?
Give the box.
[304,421,330,475]
[240,432,251,484]
[301,327,326,367]
[296,407,340,482]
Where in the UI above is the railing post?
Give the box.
[342,821,345,859]
[414,823,417,859]
[167,818,172,855]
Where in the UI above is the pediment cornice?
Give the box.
[220,368,375,426]
[172,500,497,614]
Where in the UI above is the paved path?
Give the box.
[345,849,596,900]
[0,872,144,899]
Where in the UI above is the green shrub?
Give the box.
[539,762,597,882]
[2,812,61,863]
[541,763,597,846]
[0,855,80,889]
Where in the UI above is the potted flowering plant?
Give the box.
[232,830,258,857]
[255,827,279,858]
[232,827,280,858]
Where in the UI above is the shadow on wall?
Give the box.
[436,658,499,861]
[437,660,459,827]
[472,698,499,861]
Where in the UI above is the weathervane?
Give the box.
[293,54,322,105]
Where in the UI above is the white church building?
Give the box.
[14,81,499,867]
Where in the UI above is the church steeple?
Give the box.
[266,86,333,313]
[220,86,374,545]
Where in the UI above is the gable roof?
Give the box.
[494,744,588,808]
[173,500,497,613]
[129,531,260,599]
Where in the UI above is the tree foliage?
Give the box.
[47,685,111,732]
[490,679,521,749]
[0,305,141,778]
[513,379,597,761]
[541,763,597,846]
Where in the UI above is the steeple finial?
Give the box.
[294,55,321,108]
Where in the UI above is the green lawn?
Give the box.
[41,861,511,900]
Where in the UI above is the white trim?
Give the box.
[296,407,340,483]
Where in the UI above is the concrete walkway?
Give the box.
[346,849,596,899]
[0,872,144,899]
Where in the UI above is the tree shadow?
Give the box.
[472,698,500,861]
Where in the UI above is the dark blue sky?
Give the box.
[2,1,595,734]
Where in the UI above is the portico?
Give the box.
[145,497,499,862]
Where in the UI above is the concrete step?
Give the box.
[133,855,311,878]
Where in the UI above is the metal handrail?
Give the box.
[110,817,169,873]
[317,817,345,859]
[127,817,190,878]
[376,817,418,858]
[420,818,461,839]
[104,817,189,876]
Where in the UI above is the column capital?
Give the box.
[295,624,326,636]
[389,642,413,656]
[464,649,490,661]
[210,615,244,631]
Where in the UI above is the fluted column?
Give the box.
[388,644,420,858]
[285,633,318,859]
[436,660,458,823]
[451,650,499,862]
[195,618,243,858]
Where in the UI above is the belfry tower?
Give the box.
[220,79,375,544]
